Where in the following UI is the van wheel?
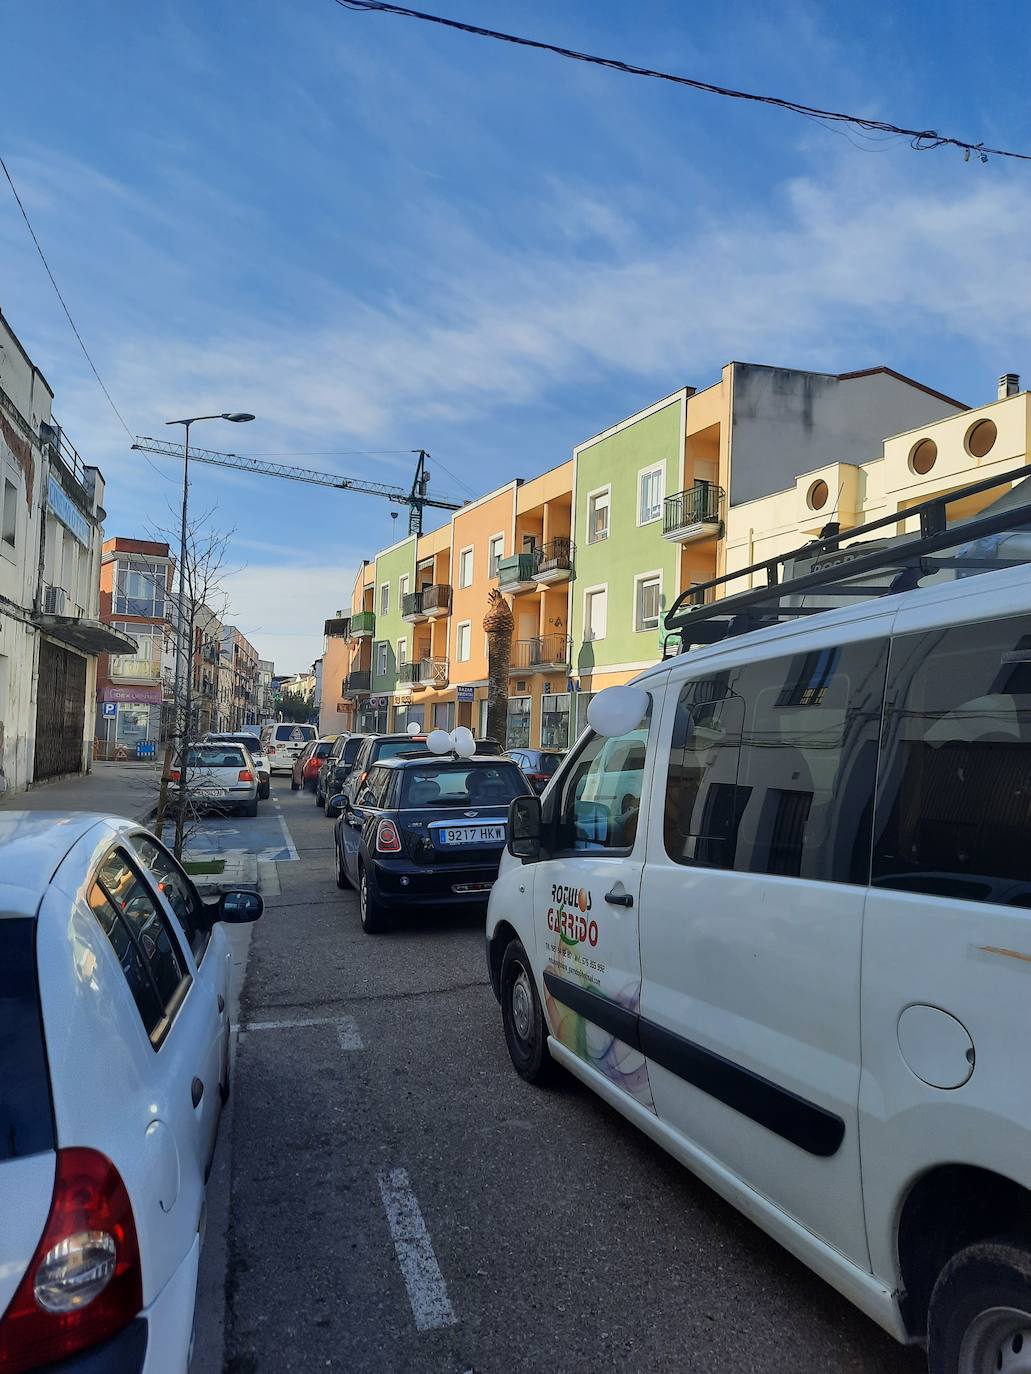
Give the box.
[358,865,389,934]
[928,1240,1031,1374]
[500,939,558,1085]
[335,838,352,890]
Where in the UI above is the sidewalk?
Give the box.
[0,761,159,823]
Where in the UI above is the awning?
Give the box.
[35,615,139,657]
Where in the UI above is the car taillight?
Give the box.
[168,768,180,782]
[375,819,403,853]
[238,769,254,782]
[0,1148,142,1373]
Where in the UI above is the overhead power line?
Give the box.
[0,154,137,439]
[335,0,1030,164]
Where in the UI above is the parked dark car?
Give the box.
[506,747,566,794]
[291,736,337,792]
[336,733,504,817]
[331,755,531,932]
[319,734,367,815]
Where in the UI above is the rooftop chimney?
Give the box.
[998,372,1020,399]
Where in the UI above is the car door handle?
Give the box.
[605,888,634,908]
[191,1077,204,1108]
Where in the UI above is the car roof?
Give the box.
[0,812,123,916]
[375,755,521,771]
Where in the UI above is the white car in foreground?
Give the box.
[0,812,262,1373]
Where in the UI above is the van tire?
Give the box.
[500,938,558,1085]
[927,1238,1031,1374]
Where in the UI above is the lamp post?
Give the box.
[164,413,254,745]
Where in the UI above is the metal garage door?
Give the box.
[34,639,86,781]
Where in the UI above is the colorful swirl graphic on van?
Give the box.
[543,965,655,1112]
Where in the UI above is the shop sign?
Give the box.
[456,685,474,703]
[47,476,92,548]
[98,684,163,704]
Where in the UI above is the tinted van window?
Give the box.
[873,616,1031,905]
[555,706,651,853]
[274,724,315,742]
[664,639,888,883]
[0,919,54,1160]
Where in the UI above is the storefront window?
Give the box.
[574,691,594,741]
[432,701,455,732]
[115,705,151,745]
[478,697,489,739]
[540,692,570,749]
[507,696,531,749]
[394,704,424,732]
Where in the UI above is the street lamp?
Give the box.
[164,412,255,741]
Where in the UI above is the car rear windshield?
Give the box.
[374,739,430,762]
[275,725,315,742]
[401,763,526,808]
[0,919,55,1160]
[186,746,246,768]
[536,753,563,774]
[313,742,334,759]
[213,734,261,751]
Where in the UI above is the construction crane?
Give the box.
[129,439,462,535]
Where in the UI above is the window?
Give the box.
[358,765,393,809]
[92,849,192,1039]
[109,623,163,679]
[489,534,505,578]
[522,534,537,555]
[0,919,55,1161]
[584,587,607,642]
[1,477,17,549]
[459,547,474,588]
[478,697,490,738]
[556,703,651,852]
[379,582,389,616]
[376,641,388,676]
[541,692,570,749]
[456,621,471,662]
[507,696,531,749]
[432,701,456,732]
[402,762,526,808]
[635,574,662,632]
[587,489,610,543]
[113,561,166,618]
[129,832,208,960]
[399,573,409,604]
[663,639,888,881]
[574,691,594,740]
[638,465,664,525]
[398,638,408,668]
[873,616,1031,906]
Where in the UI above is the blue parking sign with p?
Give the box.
[102,703,117,717]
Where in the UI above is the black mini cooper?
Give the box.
[331,754,531,933]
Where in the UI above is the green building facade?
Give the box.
[370,535,416,696]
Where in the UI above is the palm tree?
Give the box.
[482,587,513,746]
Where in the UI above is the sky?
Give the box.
[4,0,1031,672]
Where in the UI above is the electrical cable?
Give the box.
[333,0,1029,164]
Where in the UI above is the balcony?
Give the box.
[510,634,572,672]
[324,616,351,638]
[419,656,449,688]
[498,553,536,593]
[663,482,724,542]
[398,661,422,687]
[533,538,574,584]
[108,657,163,681]
[421,584,453,619]
[349,611,376,639]
[344,670,371,695]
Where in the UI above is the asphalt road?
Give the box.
[219,788,926,1374]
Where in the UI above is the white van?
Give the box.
[487,495,1031,1374]
[260,722,316,775]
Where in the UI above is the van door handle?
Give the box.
[191,1077,204,1108]
[605,888,633,908]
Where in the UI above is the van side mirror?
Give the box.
[508,794,542,861]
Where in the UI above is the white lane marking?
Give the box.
[337,1017,363,1050]
[276,811,300,861]
[244,1015,349,1032]
[378,1168,456,1332]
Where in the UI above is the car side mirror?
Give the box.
[508,794,542,862]
[217,890,263,923]
[328,794,346,812]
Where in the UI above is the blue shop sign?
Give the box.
[47,476,91,547]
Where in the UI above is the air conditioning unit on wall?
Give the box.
[43,585,67,616]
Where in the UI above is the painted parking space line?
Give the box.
[241,1014,362,1046]
[276,812,299,861]
[378,1168,457,1332]
[337,1017,363,1050]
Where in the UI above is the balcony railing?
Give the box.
[398,661,420,684]
[533,538,574,581]
[663,481,724,541]
[419,656,449,688]
[345,670,371,694]
[349,611,376,638]
[324,616,351,638]
[423,584,452,616]
[511,634,572,671]
[109,657,163,680]
[498,553,536,590]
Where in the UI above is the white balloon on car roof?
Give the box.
[587,684,650,738]
[406,721,421,736]
[426,729,452,755]
[450,725,475,753]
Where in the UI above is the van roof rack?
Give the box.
[663,462,1031,654]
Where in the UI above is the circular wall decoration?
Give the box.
[966,418,997,458]
[909,438,938,475]
[807,479,829,511]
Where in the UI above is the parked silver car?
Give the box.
[204,732,271,799]
[170,742,260,817]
